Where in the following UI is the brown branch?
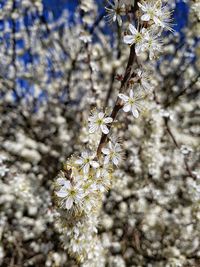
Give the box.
[86,42,96,102]
[104,69,116,110]
[96,0,139,158]
[97,46,136,158]
[104,24,122,110]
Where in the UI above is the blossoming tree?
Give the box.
[0,0,200,266]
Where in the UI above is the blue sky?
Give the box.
[42,0,189,32]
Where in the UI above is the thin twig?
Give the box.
[96,1,139,158]
[165,73,200,108]
[104,24,122,110]
[164,117,197,179]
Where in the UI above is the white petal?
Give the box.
[129,24,137,34]
[75,159,84,165]
[83,163,90,174]
[107,0,115,8]
[65,182,72,190]
[98,112,104,119]
[118,93,129,102]
[57,178,67,186]
[135,44,142,55]
[141,28,147,35]
[89,124,98,133]
[115,144,121,152]
[56,189,68,198]
[132,107,139,118]
[88,114,96,122]
[101,124,109,134]
[82,151,89,158]
[90,161,99,168]
[129,89,134,98]
[138,2,145,11]
[141,14,151,21]
[102,148,110,155]
[117,15,122,26]
[65,197,73,209]
[113,156,119,165]
[108,141,113,150]
[104,117,113,123]
[142,80,151,90]
[96,169,101,178]
[123,103,131,112]
[104,156,110,165]
[149,50,154,60]
[153,16,162,25]
[124,35,134,44]
[76,191,84,200]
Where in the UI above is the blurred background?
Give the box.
[0,0,200,266]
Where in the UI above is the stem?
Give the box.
[165,73,200,108]
[96,0,139,158]
[164,117,197,180]
[104,24,122,110]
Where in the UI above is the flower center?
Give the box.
[115,7,121,14]
[97,119,103,125]
[128,98,135,105]
[135,33,142,43]
[84,158,90,164]
[69,189,76,197]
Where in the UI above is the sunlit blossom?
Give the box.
[118,89,145,118]
[56,180,84,210]
[123,24,147,55]
[88,111,113,135]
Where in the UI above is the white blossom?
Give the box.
[134,69,154,92]
[105,0,125,26]
[138,1,173,32]
[75,151,99,174]
[118,89,145,118]
[143,30,162,60]
[95,168,111,192]
[56,180,84,210]
[138,1,162,24]
[102,141,123,166]
[88,111,113,135]
[123,24,147,55]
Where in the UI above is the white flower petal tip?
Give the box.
[101,124,109,134]
[123,104,131,112]
[118,93,129,102]
[129,24,137,34]
[132,108,139,118]
[124,35,134,45]
[75,151,99,173]
[65,197,73,209]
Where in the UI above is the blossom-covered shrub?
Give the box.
[0,0,199,266]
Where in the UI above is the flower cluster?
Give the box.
[54,127,123,263]
[119,89,145,118]
[1,0,199,266]
[123,6,172,58]
[53,0,174,265]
